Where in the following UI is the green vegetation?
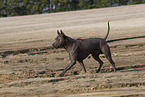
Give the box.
[1,0,145,17]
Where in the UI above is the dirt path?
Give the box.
[0,35,145,97]
[68,87,145,97]
[1,64,145,97]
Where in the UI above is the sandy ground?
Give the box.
[0,4,145,97]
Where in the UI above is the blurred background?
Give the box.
[0,0,145,17]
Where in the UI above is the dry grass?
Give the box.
[0,4,145,51]
[0,4,145,97]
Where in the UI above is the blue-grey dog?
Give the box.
[52,21,116,77]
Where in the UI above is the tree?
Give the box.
[70,0,79,10]
[133,0,143,4]
[0,0,7,17]
[0,0,145,17]
[41,0,50,13]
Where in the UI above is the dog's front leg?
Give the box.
[59,41,79,77]
[59,60,76,77]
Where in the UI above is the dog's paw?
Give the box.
[59,73,64,77]
[96,70,100,73]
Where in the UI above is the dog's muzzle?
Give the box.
[52,43,57,48]
[52,43,59,48]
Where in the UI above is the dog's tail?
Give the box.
[104,21,110,40]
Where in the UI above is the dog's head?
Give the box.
[52,30,67,48]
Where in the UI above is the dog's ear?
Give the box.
[57,30,60,35]
[60,30,66,37]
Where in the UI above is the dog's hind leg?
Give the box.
[92,52,104,73]
[78,61,87,73]
[105,54,116,72]
[101,45,116,72]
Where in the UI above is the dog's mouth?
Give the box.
[52,43,57,48]
[52,43,62,48]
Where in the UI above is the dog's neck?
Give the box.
[64,36,76,51]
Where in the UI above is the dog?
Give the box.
[52,21,116,77]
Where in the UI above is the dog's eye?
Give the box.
[57,39,60,42]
